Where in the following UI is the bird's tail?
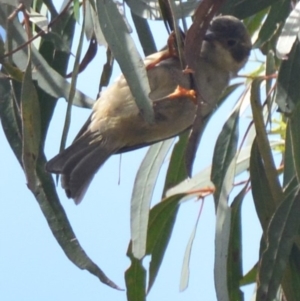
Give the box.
[46,132,117,204]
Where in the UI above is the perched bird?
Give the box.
[46,15,251,204]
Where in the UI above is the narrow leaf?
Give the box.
[214,157,236,301]
[125,245,147,301]
[220,0,278,19]
[131,139,173,259]
[1,79,121,290]
[147,194,185,292]
[276,2,300,59]
[126,0,198,20]
[240,263,258,286]
[96,0,154,123]
[227,185,247,301]
[162,132,189,196]
[179,201,202,291]
[21,53,41,191]
[0,7,93,108]
[250,78,283,206]
[250,139,276,231]
[257,186,300,301]
[211,105,240,208]
[274,41,300,114]
[288,102,300,183]
[254,0,290,48]
[131,12,157,56]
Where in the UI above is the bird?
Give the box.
[46,15,252,204]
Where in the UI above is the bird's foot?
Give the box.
[146,32,182,70]
[167,85,197,104]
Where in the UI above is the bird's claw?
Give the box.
[146,32,182,70]
[166,85,197,104]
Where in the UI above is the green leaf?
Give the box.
[21,53,41,191]
[253,0,290,48]
[0,77,120,290]
[214,157,235,301]
[281,245,300,301]
[162,132,189,196]
[73,0,80,22]
[243,8,269,38]
[227,185,247,301]
[221,0,279,19]
[276,2,300,59]
[211,105,240,208]
[250,78,283,206]
[126,0,198,20]
[0,78,22,161]
[240,263,258,286]
[288,102,300,183]
[257,185,300,301]
[274,41,300,114]
[0,6,93,108]
[96,0,154,123]
[131,139,173,259]
[131,12,157,56]
[250,139,276,231]
[147,194,185,292]
[283,121,296,187]
[179,202,202,291]
[59,7,86,153]
[125,246,147,301]
[85,0,107,45]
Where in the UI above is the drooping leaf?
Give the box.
[250,78,283,206]
[126,0,199,20]
[21,49,41,191]
[59,7,86,155]
[227,185,247,301]
[274,41,300,114]
[283,121,296,187]
[179,201,202,291]
[240,263,258,286]
[0,6,94,108]
[0,76,120,290]
[85,0,107,45]
[211,104,240,208]
[276,2,300,59]
[0,78,22,162]
[281,245,300,301]
[131,12,157,56]
[147,194,185,292]
[288,102,300,183]
[162,132,189,196]
[96,0,154,123]
[253,0,290,48]
[220,0,279,19]
[131,139,173,259]
[125,244,147,301]
[250,139,276,231]
[257,185,300,301]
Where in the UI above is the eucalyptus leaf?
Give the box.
[0,6,93,108]
[126,0,199,20]
[131,139,173,259]
[257,186,300,301]
[276,2,300,59]
[274,41,300,114]
[96,0,154,123]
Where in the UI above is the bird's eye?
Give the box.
[227,39,237,47]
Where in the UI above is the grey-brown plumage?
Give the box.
[46,15,252,204]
